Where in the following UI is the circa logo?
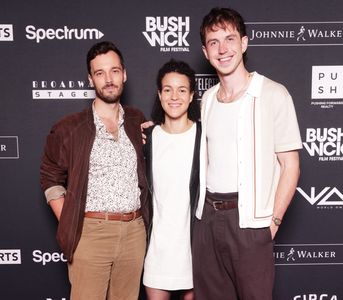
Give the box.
[32,250,67,266]
[246,22,343,46]
[303,128,343,162]
[26,25,104,43]
[0,24,14,41]
[195,74,219,100]
[32,79,95,100]
[0,249,21,264]
[297,187,343,209]
[142,16,190,52]
[293,295,338,300]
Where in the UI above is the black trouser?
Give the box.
[192,191,274,300]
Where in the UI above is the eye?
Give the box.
[94,71,103,77]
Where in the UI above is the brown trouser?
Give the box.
[192,191,274,300]
[68,216,146,300]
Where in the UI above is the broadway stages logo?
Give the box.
[32,79,95,100]
[303,127,343,162]
[274,244,343,266]
[0,136,19,159]
[246,22,343,46]
[297,186,343,210]
[311,66,343,109]
[142,16,190,52]
[195,74,219,100]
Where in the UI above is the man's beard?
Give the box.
[95,83,123,104]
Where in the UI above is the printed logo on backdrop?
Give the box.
[311,66,343,109]
[195,74,219,100]
[142,16,190,52]
[32,250,67,266]
[25,25,104,43]
[32,79,95,100]
[274,244,343,266]
[246,22,343,46]
[297,186,343,210]
[0,136,19,159]
[0,249,21,264]
[0,24,14,41]
[293,294,338,300]
[303,128,343,162]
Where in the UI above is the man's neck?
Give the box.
[94,98,120,121]
[217,67,252,103]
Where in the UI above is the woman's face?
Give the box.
[158,72,194,121]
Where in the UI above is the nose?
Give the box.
[171,90,178,100]
[218,41,228,54]
[104,72,112,83]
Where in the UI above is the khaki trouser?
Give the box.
[68,216,146,300]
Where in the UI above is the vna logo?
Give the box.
[297,186,343,209]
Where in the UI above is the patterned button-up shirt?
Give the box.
[85,104,141,213]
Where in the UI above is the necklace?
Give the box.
[217,73,252,103]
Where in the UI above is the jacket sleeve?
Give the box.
[40,124,69,202]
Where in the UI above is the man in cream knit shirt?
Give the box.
[192,7,302,300]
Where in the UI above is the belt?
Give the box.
[205,193,238,211]
[84,209,142,221]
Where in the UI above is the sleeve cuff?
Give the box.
[44,186,66,203]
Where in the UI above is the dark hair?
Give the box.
[86,41,125,74]
[151,59,200,124]
[200,7,247,46]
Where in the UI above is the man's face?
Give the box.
[202,23,248,77]
[88,51,127,104]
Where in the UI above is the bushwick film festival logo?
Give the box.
[302,127,343,162]
[25,25,104,43]
[311,65,343,109]
[246,21,343,46]
[0,24,14,41]
[142,16,190,52]
[32,79,95,100]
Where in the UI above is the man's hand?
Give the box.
[141,121,154,144]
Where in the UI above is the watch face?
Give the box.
[273,217,282,226]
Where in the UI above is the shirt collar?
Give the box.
[92,101,125,134]
[246,71,264,98]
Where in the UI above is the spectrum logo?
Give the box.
[25,25,104,43]
[0,249,22,264]
[0,24,14,41]
[142,16,190,52]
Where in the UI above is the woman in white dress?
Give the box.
[143,59,201,300]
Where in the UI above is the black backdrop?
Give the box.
[1,0,342,299]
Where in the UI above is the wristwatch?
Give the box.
[272,216,282,226]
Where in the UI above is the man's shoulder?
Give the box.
[259,74,289,96]
[123,105,145,119]
[52,108,91,130]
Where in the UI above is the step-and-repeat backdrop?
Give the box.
[1,0,342,299]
